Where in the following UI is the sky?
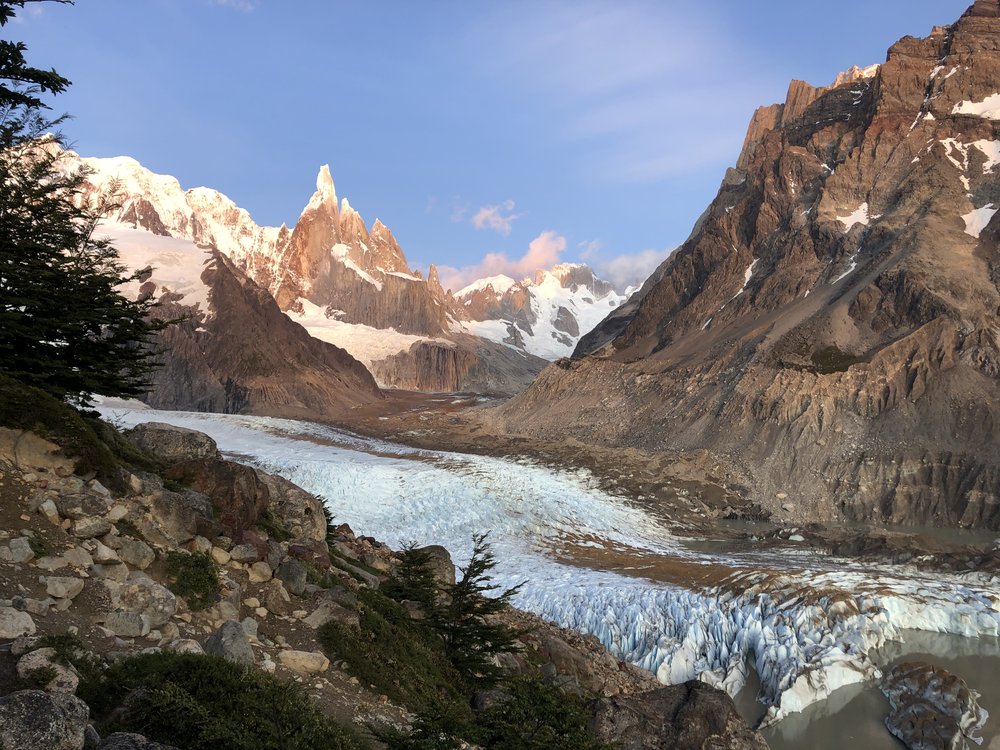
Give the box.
[14,0,971,291]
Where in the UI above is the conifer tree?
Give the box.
[434,533,523,688]
[0,0,166,404]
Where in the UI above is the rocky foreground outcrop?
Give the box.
[0,421,767,749]
[496,1,1000,529]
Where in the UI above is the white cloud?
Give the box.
[590,247,671,292]
[210,0,258,11]
[465,3,770,185]
[471,199,521,236]
[438,231,566,291]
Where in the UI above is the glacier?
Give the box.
[97,404,1000,725]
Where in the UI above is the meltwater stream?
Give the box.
[99,405,1000,735]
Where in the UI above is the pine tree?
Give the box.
[434,533,523,688]
[0,0,166,404]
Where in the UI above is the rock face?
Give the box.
[0,690,89,750]
[138,244,383,418]
[589,681,769,750]
[497,2,1000,529]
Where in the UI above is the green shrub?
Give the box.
[18,665,58,690]
[26,532,51,558]
[164,551,219,611]
[83,652,368,750]
[467,678,611,750]
[256,509,292,542]
[319,588,467,714]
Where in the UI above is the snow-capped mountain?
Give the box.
[69,153,559,393]
[453,265,628,360]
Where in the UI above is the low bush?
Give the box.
[83,652,368,750]
[319,588,466,714]
[164,550,219,611]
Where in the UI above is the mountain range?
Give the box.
[495,0,1000,530]
[69,153,628,400]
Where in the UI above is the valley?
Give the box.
[95,401,1000,747]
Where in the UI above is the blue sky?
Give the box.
[16,0,970,291]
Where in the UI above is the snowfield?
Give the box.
[96,405,1000,726]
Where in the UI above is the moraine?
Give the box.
[97,403,1000,743]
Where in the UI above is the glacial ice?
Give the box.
[96,405,1000,726]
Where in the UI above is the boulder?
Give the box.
[115,539,155,570]
[71,516,113,539]
[261,579,290,616]
[277,649,329,674]
[164,458,269,532]
[44,576,85,600]
[247,561,273,583]
[16,648,79,693]
[126,422,219,463]
[0,428,76,476]
[99,733,181,750]
[204,620,254,665]
[163,639,204,655]
[229,544,260,563]
[253,471,328,543]
[105,611,148,638]
[145,489,218,545]
[590,682,769,750]
[0,537,35,564]
[275,559,308,596]
[55,493,110,521]
[0,690,89,750]
[303,598,359,629]
[0,607,36,639]
[106,572,176,628]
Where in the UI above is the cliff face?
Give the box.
[496,1,1000,529]
[104,226,382,419]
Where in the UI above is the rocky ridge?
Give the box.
[495,1,1000,530]
[104,225,382,419]
[0,416,767,749]
[71,154,623,395]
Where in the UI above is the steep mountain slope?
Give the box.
[73,155,554,394]
[102,225,382,418]
[496,1,1000,529]
[452,264,628,360]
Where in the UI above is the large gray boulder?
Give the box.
[204,620,254,665]
[0,690,89,750]
[590,682,769,750]
[416,545,456,587]
[126,423,219,463]
[105,572,177,629]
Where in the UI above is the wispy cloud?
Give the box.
[579,241,672,291]
[465,3,767,184]
[471,199,521,236]
[210,0,258,11]
[438,231,566,292]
